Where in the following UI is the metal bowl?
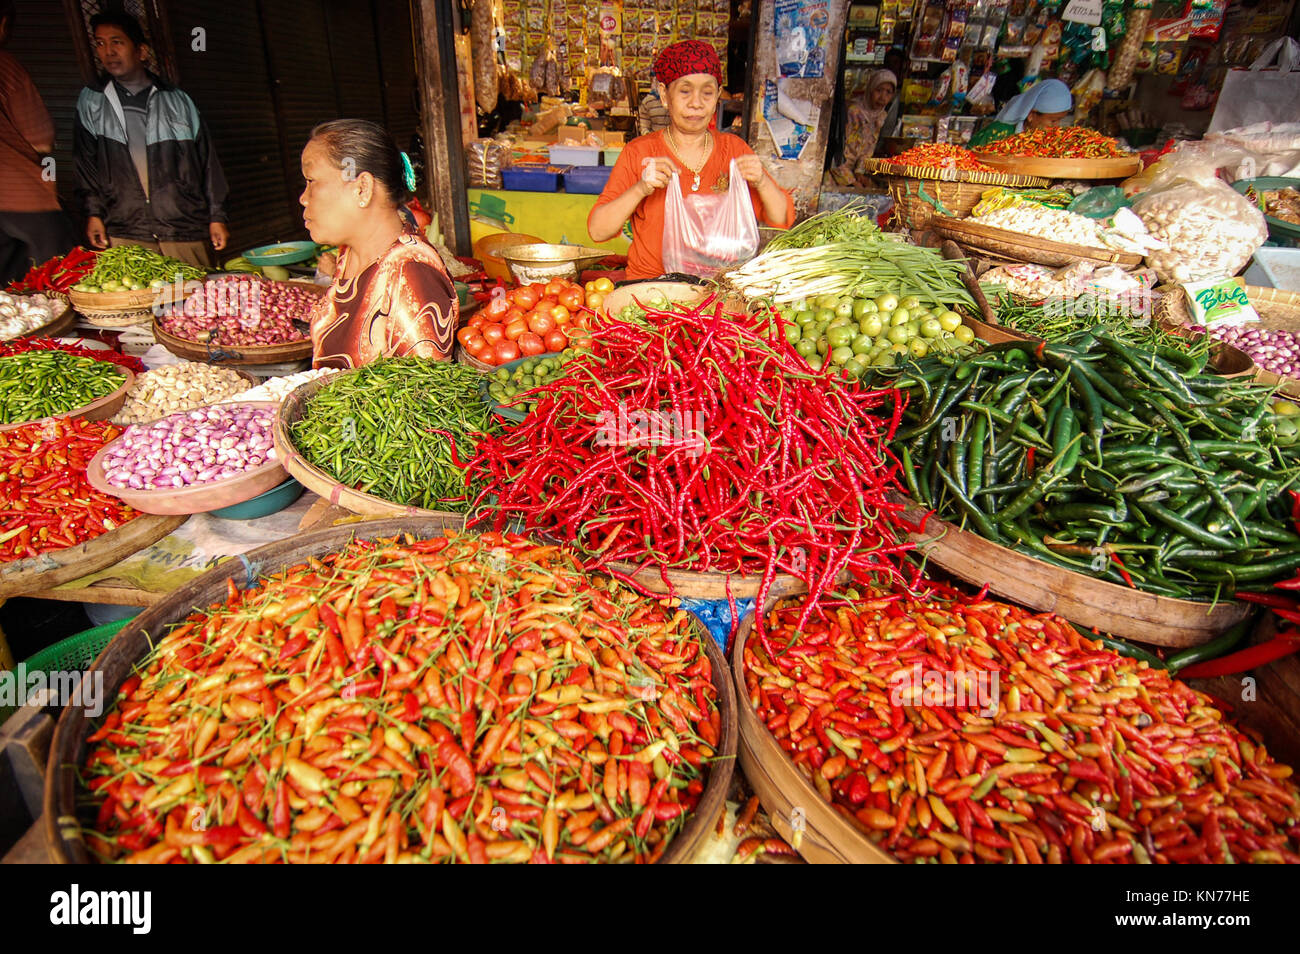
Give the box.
[499,243,609,285]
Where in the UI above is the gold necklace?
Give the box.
[666,128,713,192]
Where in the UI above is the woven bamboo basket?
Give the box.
[863,161,1049,230]
[931,215,1144,270]
[1156,285,1300,398]
[67,287,175,328]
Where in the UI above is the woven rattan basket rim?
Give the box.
[867,160,1049,188]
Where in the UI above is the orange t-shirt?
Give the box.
[592,131,796,281]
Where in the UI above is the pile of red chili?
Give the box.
[745,590,1300,864]
[886,142,994,172]
[82,532,721,864]
[0,417,139,563]
[0,336,145,373]
[468,299,918,634]
[4,247,98,295]
[980,126,1127,159]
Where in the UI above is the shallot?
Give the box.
[1193,323,1300,380]
[102,404,277,491]
[159,276,317,346]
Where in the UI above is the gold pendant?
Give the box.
[691,174,701,192]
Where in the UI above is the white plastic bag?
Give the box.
[661,159,760,278]
[1207,38,1300,133]
[1133,176,1268,283]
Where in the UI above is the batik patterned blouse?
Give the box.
[311,231,457,370]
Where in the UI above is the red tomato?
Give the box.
[544,279,567,298]
[504,307,525,325]
[485,297,511,318]
[464,333,487,355]
[545,329,568,352]
[494,340,521,363]
[558,287,584,310]
[456,326,476,347]
[529,312,556,336]
[518,332,546,356]
[548,304,570,324]
[504,318,528,341]
[482,323,505,345]
[511,287,539,310]
[528,282,548,300]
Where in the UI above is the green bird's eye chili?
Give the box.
[0,351,126,425]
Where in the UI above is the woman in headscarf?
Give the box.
[588,40,795,281]
[834,69,898,184]
[969,78,1073,147]
[300,119,457,370]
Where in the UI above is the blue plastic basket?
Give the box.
[564,165,614,195]
[501,164,570,192]
[681,597,756,649]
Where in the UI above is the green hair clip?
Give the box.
[400,151,417,194]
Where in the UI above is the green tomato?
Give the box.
[905,322,920,337]
[890,343,910,357]
[954,325,976,344]
[937,310,964,333]
[899,295,922,311]
[1274,400,1300,416]
[784,323,802,344]
[873,350,898,368]
[791,299,809,313]
[909,339,929,358]
[920,318,943,339]
[851,333,874,355]
[843,357,866,378]
[806,354,824,371]
[875,293,899,312]
[886,325,910,345]
[890,307,911,326]
[795,338,817,358]
[830,346,855,365]
[814,308,837,325]
[828,315,854,330]
[816,294,840,310]
[835,300,856,319]
[852,298,877,319]
[795,309,816,327]
[859,316,883,337]
[816,337,829,356]
[827,326,855,348]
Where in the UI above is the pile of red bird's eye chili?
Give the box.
[82,533,721,864]
[468,299,919,639]
[0,417,138,563]
[745,590,1300,864]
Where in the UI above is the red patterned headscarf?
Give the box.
[653,40,723,88]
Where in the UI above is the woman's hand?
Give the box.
[735,154,768,185]
[639,156,674,196]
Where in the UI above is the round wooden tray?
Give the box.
[1157,285,1300,400]
[732,606,895,864]
[0,364,134,433]
[44,516,736,864]
[0,511,184,599]
[86,404,288,516]
[971,153,1142,180]
[898,501,1250,647]
[931,216,1144,270]
[603,558,814,601]
[273,372,469,518]
[68,286,176,327]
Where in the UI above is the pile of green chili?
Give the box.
[73,245,205,293]
[889,329,1300,599]
[289,357,499,512]
[0,351,126,425]
[989,293,1197,352]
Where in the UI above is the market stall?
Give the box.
[8,81,1300,868]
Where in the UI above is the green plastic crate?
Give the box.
[0,618,131,726]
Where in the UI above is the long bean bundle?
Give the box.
[468,298,921,641]
[722,206,975,310]
[290,358,498,512]
[890,329,1300,598]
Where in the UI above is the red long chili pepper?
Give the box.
[0,336,145,373]
[1177,635,1300,679]
[981,126,1126,159]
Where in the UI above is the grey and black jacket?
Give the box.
[73,73,228,242]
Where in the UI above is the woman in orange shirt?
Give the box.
[588,41,795,281]
[300,119,457,370]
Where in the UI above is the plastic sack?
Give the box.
[1133,176,1268,283]
[1068,186,1130,219]
[1121,139,1254,197]
[1207,38,1300,134]
[661,159,760,279]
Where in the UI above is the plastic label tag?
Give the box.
[1182,278,1259,327]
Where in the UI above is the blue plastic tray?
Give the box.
[501,164,570,192]
[565,165,614,195]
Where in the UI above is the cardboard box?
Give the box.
[534,129,625,146]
